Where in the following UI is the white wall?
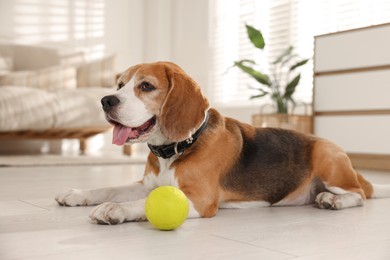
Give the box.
[106,0,213,91]
[0,1,14,40]
[141,0,212,94]
[105,0,213,94]
[104,0,145,71]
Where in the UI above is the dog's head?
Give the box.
[101,62,209,146]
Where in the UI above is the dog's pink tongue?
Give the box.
[112,124,133,145]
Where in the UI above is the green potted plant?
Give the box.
[232,24,311,132]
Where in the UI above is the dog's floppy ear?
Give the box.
[159,65,209,142]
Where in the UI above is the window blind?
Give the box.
[211,0,269,105]
[11,0,105,61]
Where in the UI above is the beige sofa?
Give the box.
[0,44,121,154]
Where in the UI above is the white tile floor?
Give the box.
[1,163,390,260]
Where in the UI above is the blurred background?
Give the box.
[0,0,389,170]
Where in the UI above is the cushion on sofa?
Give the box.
[0,86,113,131]
[77,55,116,88]
[0,56,13,76]
[0,86,58,131]
[10,45,60,71]
[0,65,77,90]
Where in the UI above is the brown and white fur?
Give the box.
[56,62,390,225]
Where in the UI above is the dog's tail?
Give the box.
[357,172,390,199]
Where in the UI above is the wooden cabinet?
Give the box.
[314,23,390,170]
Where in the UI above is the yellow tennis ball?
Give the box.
[145,186,189,231]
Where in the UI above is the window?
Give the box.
[11,0,105,61]
[211,0,390,107]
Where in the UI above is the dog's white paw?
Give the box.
[55,188,91,207]
[316,191,364,210]
[315,192,341,210]
[89,202,126,225]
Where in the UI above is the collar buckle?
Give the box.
[148,144,172,159]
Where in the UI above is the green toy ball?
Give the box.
[145,186,190,231]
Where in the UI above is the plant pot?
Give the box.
[252,104,313,134]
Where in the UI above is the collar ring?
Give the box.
[174,142,183,156]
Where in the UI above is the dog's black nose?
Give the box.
[101,95,120,112]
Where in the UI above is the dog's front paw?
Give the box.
[89,202,126,225]
[55,188,91,207]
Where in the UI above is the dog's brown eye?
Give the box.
[117,82,124,90]
[139,82,156,92]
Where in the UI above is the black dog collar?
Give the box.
[147,113,209,159]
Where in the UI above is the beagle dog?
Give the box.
[56,62,390,225]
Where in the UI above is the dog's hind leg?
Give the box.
[311,140,372,210]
